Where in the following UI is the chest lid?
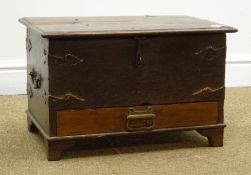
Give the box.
[19,16,237,38]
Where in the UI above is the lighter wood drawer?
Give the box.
[56,101,218,136]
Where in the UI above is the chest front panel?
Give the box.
[48,34,225,110]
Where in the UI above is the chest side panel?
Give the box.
[48,34,226,110]
[26,29,50,134]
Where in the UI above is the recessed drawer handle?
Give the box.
[126,106,156,132]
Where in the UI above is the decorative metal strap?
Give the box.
[195,45,226,61]
[49,53,84,66]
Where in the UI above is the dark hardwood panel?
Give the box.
[57,101,218,136]
[48,34,226,110]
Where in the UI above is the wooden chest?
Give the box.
[19,16,237,160]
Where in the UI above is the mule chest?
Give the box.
[19,16,237,160]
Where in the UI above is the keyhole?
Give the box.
[135,37,146,68]
[136,55,142,66]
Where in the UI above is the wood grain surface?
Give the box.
[48,34,226,110]
[56,101,219,136]
[19,16,237,38]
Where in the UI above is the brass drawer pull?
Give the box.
[126,106,156,132]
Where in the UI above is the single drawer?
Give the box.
[56,101,219,136]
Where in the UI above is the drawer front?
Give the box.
[49,34,225,110]
[56,101,218,136]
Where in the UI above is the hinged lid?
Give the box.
[19,16,237,38]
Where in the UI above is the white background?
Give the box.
[0,0,250,94]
